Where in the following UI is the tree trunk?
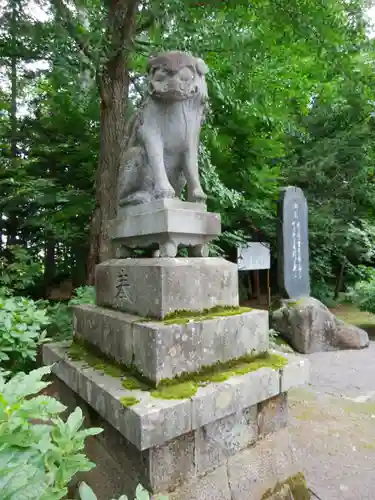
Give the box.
[87,1,139,284]
[334,262,345,300]
[7,0,18,248]
[43,238,56,296]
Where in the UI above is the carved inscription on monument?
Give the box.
[277,186,310,298]
[115,269,131,301]
[291,202,302,280]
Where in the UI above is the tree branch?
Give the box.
[50,0,94,62]
[136,10,155,34]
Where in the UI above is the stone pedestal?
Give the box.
[95,257,238,319]
[43,343,309,499]
[43,201,310,499]
[110,199,221,257]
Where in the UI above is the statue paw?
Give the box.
[188,188,207,203]
[154,187,176,200]
[119,191,152,206]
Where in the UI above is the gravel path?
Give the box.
[289,342,375,500]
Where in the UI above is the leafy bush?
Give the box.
[346,268,375,314]
[311,279,337,308]
[47,286,96,341]
[0,365,102,500]
[0,295,50,374]
[78,482,167,500]
[70,286,96,306]
[0,245,43,294]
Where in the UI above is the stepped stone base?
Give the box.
[95,257,239,319]
[73,304,269,384]
[43,343,309,499]
[109,199,221,257]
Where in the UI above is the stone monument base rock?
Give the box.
[271,297,369,354]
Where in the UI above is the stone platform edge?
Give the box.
[43,342,309,451]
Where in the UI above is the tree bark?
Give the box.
[43,238,56,296]
[7,0,19,248]
[87,0,139,284]
[334,262,345,300]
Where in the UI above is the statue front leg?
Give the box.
[142,135,175,200]
[184,141,207,203]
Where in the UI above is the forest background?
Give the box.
[2,0,375,307]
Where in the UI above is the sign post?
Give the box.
[237,243,271,306]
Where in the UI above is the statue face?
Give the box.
[149,64,199,101]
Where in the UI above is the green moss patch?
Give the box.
[67,340,287,402]
[119,396,140,407]
[151,381,197,400]
[69,342,124,378]
[122,376,149,391]
[142,306,253,325]
[151,352,287,400]
[261,472,310,499]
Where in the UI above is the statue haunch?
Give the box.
[118,51,209,207]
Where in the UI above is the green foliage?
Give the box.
[0,294,50,374]
[47,286,95,341]
[0,365,102,500]
[70,286,96,306]
[347,268,375,314]
[0,246,43,294]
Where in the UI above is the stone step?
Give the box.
[73,304,269,385]
[95,257,239,319]
[43,342,309,452]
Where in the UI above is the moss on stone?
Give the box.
[261,472,310,499]
[119,396,140,407]
[286,300,299,307]
[141,305,253,325]
[151,352,287,400]
[151,381,197,400]
[68,342,124,378]
[122,376,149,391]
[67,340,287,402]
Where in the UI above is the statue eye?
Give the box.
[179,67,194,81]
[153,69,166,81]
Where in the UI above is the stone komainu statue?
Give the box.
[118,51,209,207]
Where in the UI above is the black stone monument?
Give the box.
[277,186,310,298]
